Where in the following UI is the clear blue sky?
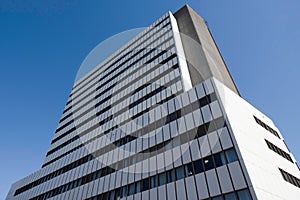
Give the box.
[0,0,299,199]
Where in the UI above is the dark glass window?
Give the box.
[185,163,194,176]
[115,188,121,199]
[193,159,204,174]
[109,191,115,200]
[128,183,135,196]
[237,189,252,200]
[122,186,128,197]
[135,181,141,193]
[167,170,176,183]
[197,125,206,137]
[28,148,241,200]
[224,192,237,200]
[280,168,300,188]
[159,173,166,186]
[265,139,293,163]
[150,176,157,189]
[203,155,214,171]
[214,152,227,167]
[225,149,238,163]
[212,196,223,200]
[254,116,280,138]
[142,178,150,191]
[176,166,185,180]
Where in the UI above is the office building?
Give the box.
[6,5,300,200]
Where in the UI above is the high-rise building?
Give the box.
[6,5,300,200]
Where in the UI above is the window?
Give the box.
[203,155,214,171]
[150,176,157,189]
[142,178,150,191]
[197,125,206,137]
[128,183,135,196]
[225,149,238,163]
[159,173,166,186]
[31,148,241,200]
[265,139,293,163]
[193,159,204,174]
[279,168,300,188]
[212,196,223,200]
[109,191,115,200]
[122,186,128,197]
[115,188,121,199]
[214,152,227,167]
[224,192,237,200]
[135,181,141,193]
[176,166,185,180]
[185,163,194,176]
[254,116,280,138]
[237,189,252,200]
[167,170,176,183]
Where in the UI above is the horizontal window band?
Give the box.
[42,89,183,168]
[52,46,176,144]
[56,36,175,138]
[265,139,293,163]
[279,168,300,188]
[65,24,172,112]
[28,145,235,200]
[16,97,222,196]
[48,76,181,156]
[254,116,280,138]
[71,17,170,94]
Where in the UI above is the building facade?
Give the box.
[6,5,300,200]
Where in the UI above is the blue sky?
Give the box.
[0,0,299,199]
